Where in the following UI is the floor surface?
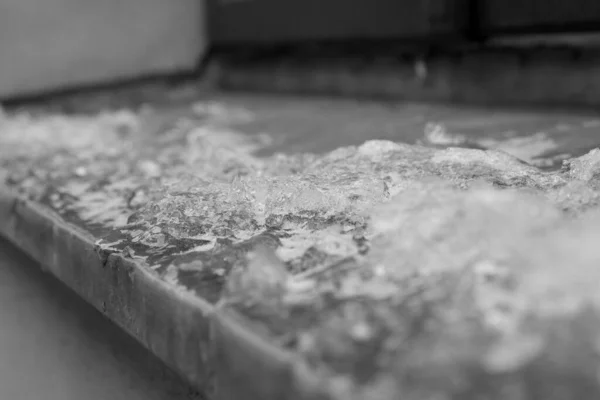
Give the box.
[0,237,202,400]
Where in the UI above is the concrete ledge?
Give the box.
[0,187,332,400]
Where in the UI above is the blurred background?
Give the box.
[1,0,600,106]
[0,0,206,98]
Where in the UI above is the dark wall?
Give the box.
[207,0,469,46]
[481,0,600,35]
[207,0,600,48]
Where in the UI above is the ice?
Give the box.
[191,101,255,124]
[419,122,468,146]
[352,177,600,357]
[303,141,430,204]
[126,140,397,258]
[418,122,565,169]
[227,170,386,230]
[477,131,561,167]
[431,147,527,172]
[220,245,289,311]
[276,225,359,264]
[293,177,600,380]
[260,177,338,221]
[356,140,411,159]
[482,331,546,373]
[136,160,162,178]
[262,152,318,176]
[357,182,564,352]
[10,96,600,389]
[562,147,600,182]
[514,211,600,316]
[130,175,256,243]
[0,109,139,161]
[367,183,562,280]
[546,180,600,212]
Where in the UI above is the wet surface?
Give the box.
[201,94,600,166]
[5,81,600,166]
[0,237,202,400]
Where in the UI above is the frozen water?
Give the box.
[420,122,468,146]
[367,183,562,280]
[546,180,600,212]
[563,147,600,181]
[0,109,138,161]
[221,245,290,310]
[7,99,600,387]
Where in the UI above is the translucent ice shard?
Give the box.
[367,182,562,280]
[546,180,600,212]
[563,147,600,182]
[220,245,290,314]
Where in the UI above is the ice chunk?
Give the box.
[420,122,468,146]
[133,175,258,242]
[483,332,546,373]
[563,148,600,181]
[137,160,162,178]
[478,131,561,167]
[367,182,562,281]
[356,140,409,159]
[228,172,386,228]
[276,225,359,263]
[431,147,529,172]
[191,101,255,124]
[514,211,600,317]
[220,245,289,311]
[546,180,600,212]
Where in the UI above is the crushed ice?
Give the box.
[5,101,600,377]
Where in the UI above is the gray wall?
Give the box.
[0,0,207,98]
